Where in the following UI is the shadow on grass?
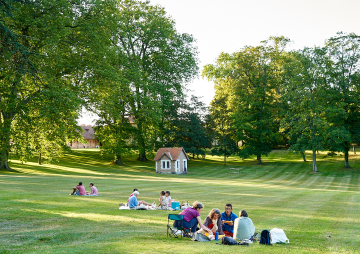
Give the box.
[4,149,360,180]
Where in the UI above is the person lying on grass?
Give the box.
[233,210,255,241]
[86,183,98,196]
[71,182,85,196]
[128,191,151,209]
[198,208,223,235]
[221,203,237,237]
[174,201,213,238]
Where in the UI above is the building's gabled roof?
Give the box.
[153,147,189,161]
[79,125,95,140]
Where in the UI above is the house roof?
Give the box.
[80,125,95,140]
[153,147,189,161]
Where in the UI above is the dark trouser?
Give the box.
[174,217,198,233]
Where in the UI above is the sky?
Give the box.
[77,0,360,125]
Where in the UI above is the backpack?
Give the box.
[259,230,271,245]
[222,236,238,245]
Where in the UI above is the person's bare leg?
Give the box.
[139,200,151,206]
[71,187,77,195]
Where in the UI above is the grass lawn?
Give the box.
[1,149,360,253]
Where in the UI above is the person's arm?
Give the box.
[217,219,224,235]
[229,214,237,232]
[197,216,213,235]
[202,216,210,227]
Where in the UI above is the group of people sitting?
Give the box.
[120,189,175,210]
[117,189,255,242]
[70,182,99,196]
[176,201,255,241]
[159,190,172,208]
[127,190,153,209]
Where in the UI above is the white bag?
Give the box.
[270,228,289,244]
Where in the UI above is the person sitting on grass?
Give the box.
[199,208,223,235]
[120,188,138,207]
[86,183,98,196]
[159,191,166,207]
[164,191,171,207]
[128,191,151,209]
[174,201,213,238]
[233,210,255,241]
[71,182,85,196]
[221,203,237,237]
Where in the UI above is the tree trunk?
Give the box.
[114,154,124,165]
[223,129,226,166]
[312,150,317,172]
[344,150,351,168]
[137,153,148,161]
[135,121,148,161]
[0,116,12,170]
[301,152,307,162]
[0,151,11,170]
[257,155,262,164]
[38,152,42,165]
[353,145,356,155]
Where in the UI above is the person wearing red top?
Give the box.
[174,201,213,237]
[202,208,223,235]
[70,182,86,196]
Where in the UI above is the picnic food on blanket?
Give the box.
[205,233,224,238]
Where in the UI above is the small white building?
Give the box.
[154,147,189,174]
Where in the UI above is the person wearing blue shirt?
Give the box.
[128,191,151,209]
[221,204,238,237]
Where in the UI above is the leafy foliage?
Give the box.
[164,96,210,159]
[203,37,289,163]
[0,0,117,169]
[88,0,199,162]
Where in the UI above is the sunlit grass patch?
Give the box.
[1,149,360,253]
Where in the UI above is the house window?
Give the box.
[176,160,179,169]
[161,160,171,169]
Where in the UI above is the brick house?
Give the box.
[154,147,189,174]
[68,125,99,149]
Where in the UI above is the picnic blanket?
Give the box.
[73,194,102,196]
[119,203,157,210]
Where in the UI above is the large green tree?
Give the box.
[281,47,341,172]
[203,37,289,163]
[325,32,360,168]
[0,0,116,169]
[206,96,237,166]
[165,95,211,159]
[97,0,198,161]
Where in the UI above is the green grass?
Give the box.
[1,149,360,253]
